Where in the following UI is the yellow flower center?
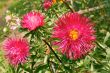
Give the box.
[69,30,79,40]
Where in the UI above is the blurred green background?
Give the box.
[0,0,15,73]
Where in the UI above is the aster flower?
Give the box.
[52,12,96,60]
[43,0,52,10]
[3,37,30,66]
[21,11,44,31]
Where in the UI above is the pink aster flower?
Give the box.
[21,11,44,31]
[52,12,96,60]
[43,0,52,10]
[3,37,30,66]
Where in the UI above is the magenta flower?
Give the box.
[3,37,30,66]
[52,12,96,60]
[43,0,52,10]
[21,11,44,31]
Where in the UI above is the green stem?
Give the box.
[63,0,75,12]
[30,61,34,73]
[16,65,20,73]
[88,54,110,70]
[78,4,107,14]
[19,64,30,72]
[43,39,63,64]
[95,41,107,54]
[52,9,59,18]
[48,60,56,73]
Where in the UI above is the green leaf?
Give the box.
[104,32,110,43]
[34,64,48,73]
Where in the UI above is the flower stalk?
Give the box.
[63,0,75,12]
[78,4,108,14]
[43,39,63,64]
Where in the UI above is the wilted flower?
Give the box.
[21,11,44,31]
[5,11,21,30]
[5,15,11,23]
[3,37,30,66]
[52,12,96,60]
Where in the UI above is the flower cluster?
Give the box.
[52,12,96,60]
[3,1,96,66]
